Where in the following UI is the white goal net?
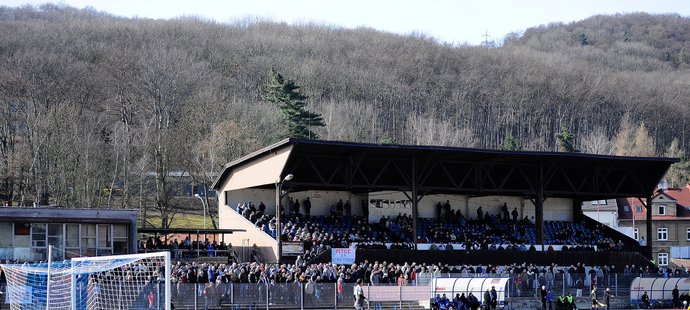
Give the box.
[0,250,170,310]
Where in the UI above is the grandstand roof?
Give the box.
[212,139,677,200]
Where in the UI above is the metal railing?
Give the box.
[429,272,657,299]
[0,272,667,309]
[166,282,428,310]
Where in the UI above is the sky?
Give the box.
[2,0,690,45]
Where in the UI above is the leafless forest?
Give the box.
[0,5,688,223]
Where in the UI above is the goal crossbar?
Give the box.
[1,251,171,310]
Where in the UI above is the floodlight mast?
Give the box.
[275,174,293,263]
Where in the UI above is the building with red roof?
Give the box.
[617,184,690,266]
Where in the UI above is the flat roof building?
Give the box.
[0,207,138,261]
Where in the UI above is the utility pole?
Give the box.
[482,29,493,47]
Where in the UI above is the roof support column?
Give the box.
[275,182,282,264]
[646,194,653,259]
[536,164,545,247]
[572,199,583,223]
[412,157,418,249]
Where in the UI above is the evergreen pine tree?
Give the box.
[555,124,579,152]
[262,67,325,139]
[501,134,521,151]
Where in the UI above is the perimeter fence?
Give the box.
[0,272,662,309]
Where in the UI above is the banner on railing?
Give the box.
[283,242,304,256]
[332,247,356,264]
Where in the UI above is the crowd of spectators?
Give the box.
[139,236,237,261]
[158,258,673,296]
[234,199,625,253]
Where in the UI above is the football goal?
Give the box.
[0,248,170,310]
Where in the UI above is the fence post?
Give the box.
[334,282,338,310]
[194,283,198,310]
[230,282,234,305]
[265,281,269,310]
[156,282,160,310]
[399,284,403,309]
[300,283,304,310]
[615,273,619,296]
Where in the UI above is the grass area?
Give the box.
[142,212,218,229]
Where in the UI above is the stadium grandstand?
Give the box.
[211,139,675,267]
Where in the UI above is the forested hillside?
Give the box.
[0,4,688,221]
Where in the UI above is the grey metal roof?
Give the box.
[212,139,677,200]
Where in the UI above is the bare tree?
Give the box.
[581,126,612,155]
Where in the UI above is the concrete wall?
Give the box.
[218,200,278,263]
[524,198,574,222]
[220,188,575,224]
[584,210,618,228]
[367,192,573,222]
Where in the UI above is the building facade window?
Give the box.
[687,228,690,241]
[658,204,666,215]
[634,228,639,240]
[113,225,129,255]
[658,227,668,241]
[658,252,669,266]
[97,224,112,256]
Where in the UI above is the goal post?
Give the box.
[0,250,171,310]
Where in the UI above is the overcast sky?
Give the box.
[3,0,690,45]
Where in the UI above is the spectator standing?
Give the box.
[512,207,519,222]
[148,291,154,308]
[483,289,491,310]
[336,199,344,216]
[305,276,316,304]
[294,199,301,216]
[288,197,295,217]
[591,285,601,309]
[673,285,680,308]
[605,288,614,310]
[337,273,344,300]
[640,291,650,308]
[443,200,451,219]
[304,197,312,218]
[546,290,553,310]
[490,286,498,310]
[540,286,547,310]
[354,278,367,310]
[345,200,352,217]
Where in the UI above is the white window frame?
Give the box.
[658,204,666,216]
[687,228,690,241]
[658,227,668,241]
[634,228,639,240]
[658,252,669,266]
